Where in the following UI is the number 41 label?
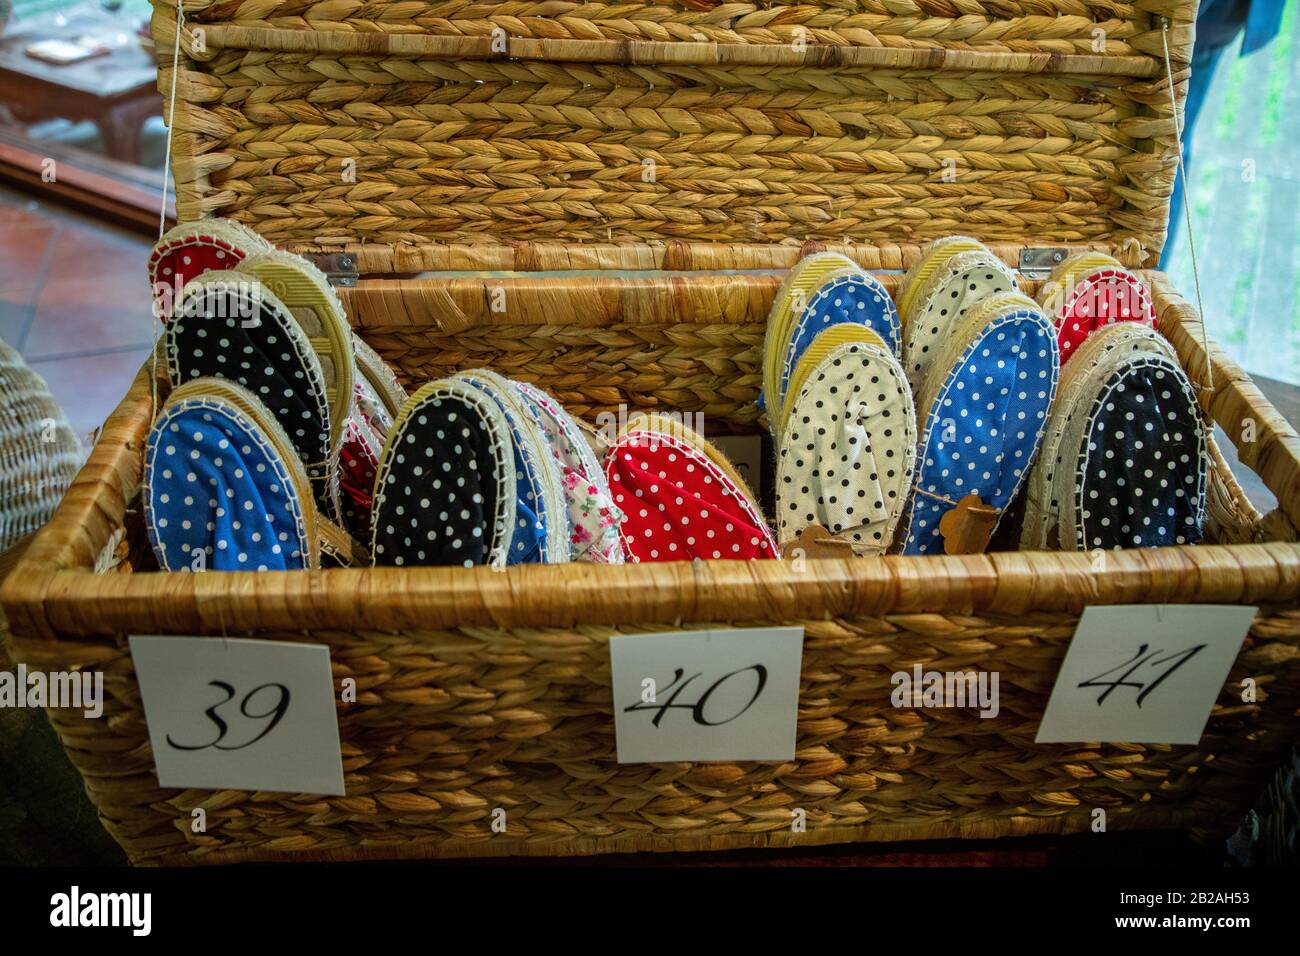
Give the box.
[130,636,345,795]
[1035,605,1256,745]
[609,627,804,763]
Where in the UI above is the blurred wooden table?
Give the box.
[0,6,159,164]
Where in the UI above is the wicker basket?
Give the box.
[0,338,82,555]
[3,0,1300,865]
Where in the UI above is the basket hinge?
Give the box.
[1018,247,1069,279]
[303,252,359,288]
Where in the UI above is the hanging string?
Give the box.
[1161,19,1215,402]
[151,2,185,419]
[159,2,182,243]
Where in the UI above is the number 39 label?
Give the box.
[609,627,804,763]
[1035,605,1256,745]
[130,636,345,795]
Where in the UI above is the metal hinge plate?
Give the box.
[304,252,359,287]
[1018,247,1069,279]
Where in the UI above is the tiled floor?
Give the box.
[0,187,156,442]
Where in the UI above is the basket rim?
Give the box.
[5,540,1300,640]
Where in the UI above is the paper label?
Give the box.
[610,626,804,763]
[130,635,345,795]
[1035,605,1255,744]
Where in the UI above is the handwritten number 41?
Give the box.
[166,680,291,751]
[1077,643,1207,706]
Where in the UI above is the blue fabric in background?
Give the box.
[1161,0,1286,268]
[904,311,1059,556]
[1242,0,1286,54]
[145,401,309,571]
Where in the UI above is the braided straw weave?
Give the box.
[3,266,1299,864]
[151,0,1194,261]
[0,339,83,555]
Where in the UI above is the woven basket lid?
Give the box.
[151,0,1196,269]
[0,338,83,553]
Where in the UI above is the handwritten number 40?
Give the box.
[166,681,291,751]
[1077,643,1207,707]
[624,665,768,727]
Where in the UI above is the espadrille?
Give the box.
[901,291,1058,556]
[1020,322,1178,550]
[144,378,317,571]
[606,413,777,563]
[149,218,271,319]
[1039,329,1206,551]
[783,324,888,429]
[515,380,623,564]
[239,249,356,451]
[352,334,407,415]
[168,271,340,521]
[370,379,516,568]
[776,334,916,555]
[895,236,989,325]
[337,399,387,541]
[774,268,899,424]
[454,370,570,564]
[1036,251,1158,365]
[760,252,857,424]
[337,334,408,539]
[1065,353,1206,551]
[898,241,1018,394]
[0,337,83,552]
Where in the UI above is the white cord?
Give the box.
[1162,20,1215,399]
[160,2,182,242]
[152,2,185,417]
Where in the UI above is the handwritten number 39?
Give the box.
[166,681,292,751]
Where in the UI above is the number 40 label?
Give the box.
[1035,605,1256,745]
[609,627,804,763]
[130,636,345,795]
